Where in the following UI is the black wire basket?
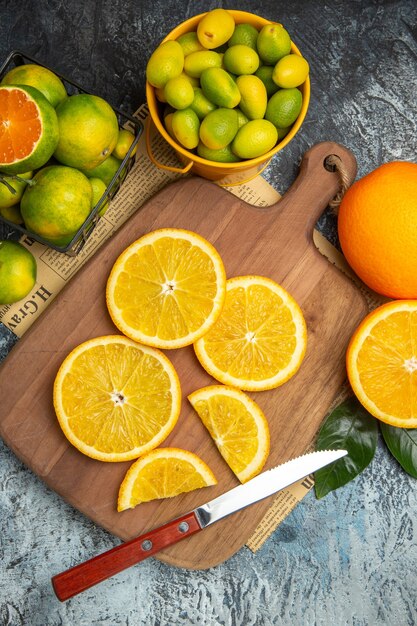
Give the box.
[0,50,143,256]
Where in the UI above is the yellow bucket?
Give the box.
[145,10,310,186]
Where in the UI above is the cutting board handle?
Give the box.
[267,141,357,240]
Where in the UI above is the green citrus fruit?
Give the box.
[197,142,241,163]
[232,119,278,159]
[176,32,205,56]
[89,177,109,216]
[113,129,137,160]
[0,205,23,224]
[0,171,33,208]
[277,125,292,140]
[200,67,241,108]
[235,75,267,120]
[197,9,235,49]
[146,40,184,88]
[265,88,303,128]
[236,109,249,128]
[228,23,259,50]
[272,54,310,88]
[180,72,200,88]
[255,65,279,97]
[0,240,37,304]
[164,74,195,109]
[190,88,217,120]
[0,85,59,175]
[54,94,119,170]
[199,108,239,150]
[256,24,292,65]
[80,154,122,186]
[20,165,93,246]
[89,177,107,207]
[164,112,176,138]
[1,63,67,108]
[184,51,222,78]
[155,86,167,102]
[171,108,200,149]
[223,45,260,75]
[98,202,110,218]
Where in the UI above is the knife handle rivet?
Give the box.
[141,539,153,551]
[178,521,189,533]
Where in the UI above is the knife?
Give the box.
[51,448,347,601]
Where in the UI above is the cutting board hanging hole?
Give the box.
[324,154,351,213]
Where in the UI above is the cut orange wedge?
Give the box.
[106,228,226,349]
[188,385,270,483]
[347,300,417,428]
[194,275,307,391]
[53,335,181,462]
[117,447,217,511]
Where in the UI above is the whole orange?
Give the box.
[338,161,417,298]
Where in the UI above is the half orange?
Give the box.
[347,300,417,428]
[0,85,59,174]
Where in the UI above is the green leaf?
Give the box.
[314,396,378,498]
[380,423,417,478]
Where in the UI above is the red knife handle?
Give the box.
[51,511,201,602]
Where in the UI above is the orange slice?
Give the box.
[53,335,181,462]
[117,447,217,511]
[188,385,270,483]
[106,228,226,349]
[0,85,59,174]
[194,275,307,391]
[347,300,417,428]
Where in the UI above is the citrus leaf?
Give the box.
[380,423,417,478]
[314,396,378,498]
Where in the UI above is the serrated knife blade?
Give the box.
[52,448,347,601]
[194,448,347,527]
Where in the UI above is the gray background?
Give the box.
[1,1,417,624]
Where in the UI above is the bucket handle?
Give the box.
[145,117,193,174]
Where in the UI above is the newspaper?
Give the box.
[1,103,374,553]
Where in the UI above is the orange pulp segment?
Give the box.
[188,385,270,483]
[117,447,217,510]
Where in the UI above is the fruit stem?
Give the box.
[0,175,15,194]
[0,174,35,194]
[14,174,35,186]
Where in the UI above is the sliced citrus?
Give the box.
[188,385,270,483]
[347,300,417,428]
[53,335,181,462]
[0,85,59,175]
[117,447,217,511]
[106,228,227,349]
[194,275,307,391]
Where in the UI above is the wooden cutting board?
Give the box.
[0,142,367,570]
